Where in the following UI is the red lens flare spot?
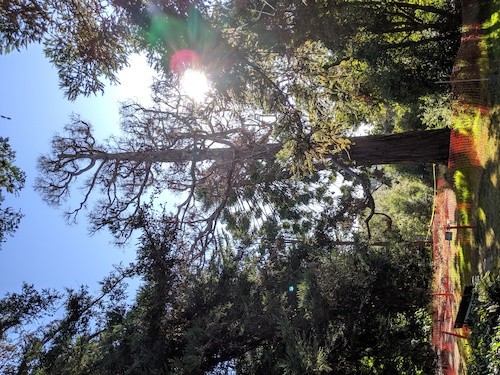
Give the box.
[169,49,200,73]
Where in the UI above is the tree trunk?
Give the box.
[346,128,450,165]
[175,128,451,166]
[72,128,450,166]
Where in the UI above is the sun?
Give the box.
[180,69,210,103]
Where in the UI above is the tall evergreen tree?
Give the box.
[35,93,450,250]
[22,0,459,250]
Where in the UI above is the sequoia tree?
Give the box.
[35,89,450,254]
[26,0,457,253]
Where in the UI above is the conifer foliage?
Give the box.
[0,221,436,374]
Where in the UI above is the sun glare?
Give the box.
[180,69,210,102]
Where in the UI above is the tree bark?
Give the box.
[346,128,450,165]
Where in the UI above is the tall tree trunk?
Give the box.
[63,128,451,165]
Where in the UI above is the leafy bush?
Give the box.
[419,93,452,129]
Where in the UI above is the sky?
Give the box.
[0,45,155,297]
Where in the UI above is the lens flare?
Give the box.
[170,49,200,73]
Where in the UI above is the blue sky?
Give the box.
[0,45,154,296]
